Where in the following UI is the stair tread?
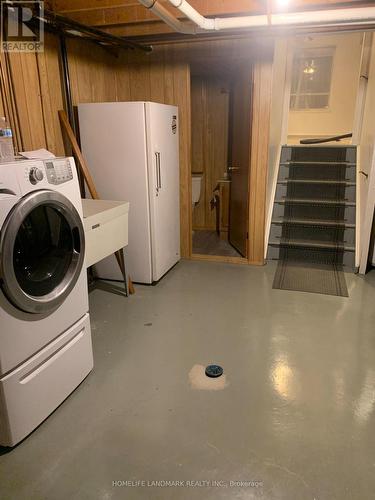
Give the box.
[281,161,356,166]
[271,218,355,228]
[275,198,356,206]
[269,238,355,251]
[278,179,355,186]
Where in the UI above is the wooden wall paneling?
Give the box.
[71,42,192,258]
[120,50,191,257]
[0,32,272,264]
[165,37,274,70]
[72,41,191,260]
[228,64,252,257]
[205,78,215,230]
[149,60,166,103]
[191,75,230,231]
[0,59,11,137]
[67,39,114,104]
[6,53,32,149]
[92,49,118,103]
[115,46,149,102]
[206,78,229,229]
[129,62,151,101]
[191,76,207,229]
[0,53,23,152]
[88,50,106,102]
[213,80,229,182]
[172,58,192,258]
[20,53,48,150]
[77,42,100,102]
[0,80,5,117]
[71,40,119,103]
[36,33,65,156]
[123,48,192,257]
[219,181,230,239]
[248,58,273,265]
[7,52,46,151]
[66,39,81,105]
[67,40,93,103]
[115,52,131,101]
[162,47,175,105]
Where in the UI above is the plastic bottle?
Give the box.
[0,117,15,161]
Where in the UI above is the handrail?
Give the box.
[300,133,353,145]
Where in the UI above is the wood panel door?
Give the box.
[191,75,230,231]
[228,65,253,257]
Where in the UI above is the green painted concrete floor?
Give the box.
[1,260,375,500]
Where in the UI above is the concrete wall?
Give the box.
[287,33,363,143]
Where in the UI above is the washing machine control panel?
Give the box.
[44,159,73,185]
[29,167,44,184]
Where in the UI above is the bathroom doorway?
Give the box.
[190,60,252,260]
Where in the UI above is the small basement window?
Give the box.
[290,48,334,110]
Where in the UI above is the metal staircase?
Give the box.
[267,145,357,269]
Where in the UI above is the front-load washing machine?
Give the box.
[0,157,93,447]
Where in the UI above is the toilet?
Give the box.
[192,173,203,211]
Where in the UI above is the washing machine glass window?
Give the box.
[0,190,85,314]
[14,205,73,296]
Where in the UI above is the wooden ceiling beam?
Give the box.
[52,0,263,15]
[52,0,371,16]
[49,0,375,37]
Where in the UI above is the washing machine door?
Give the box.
[0,189,85,314]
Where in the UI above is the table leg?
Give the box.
[117,247,128,297]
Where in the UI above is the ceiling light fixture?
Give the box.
[303,60,316,75]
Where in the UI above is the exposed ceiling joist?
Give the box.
[49,0,375,38]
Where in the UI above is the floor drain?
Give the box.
[205,365,223,378]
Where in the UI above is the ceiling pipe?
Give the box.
[167,1,375,30]
[138,0,375,34]
[264,7,375,29]
[138,0,196,34]
[167,0,215,30]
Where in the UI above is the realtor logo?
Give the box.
[1,1,44,52]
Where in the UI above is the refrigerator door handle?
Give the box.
[155,152,159,194]
[158,152,162,190]
[155,152,161,193]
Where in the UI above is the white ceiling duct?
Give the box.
[138,0,375,34]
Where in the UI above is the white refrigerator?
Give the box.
[78,102,180,284]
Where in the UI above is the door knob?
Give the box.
[228,166,240,171]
